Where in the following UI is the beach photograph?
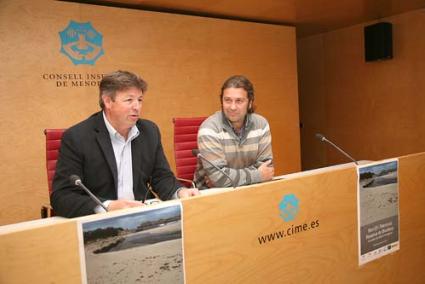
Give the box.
[80,204,184,283]
[358,160,398,226]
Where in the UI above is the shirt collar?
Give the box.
[220,111,252,133]
[102,111,140,141]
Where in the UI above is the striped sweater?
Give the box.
[194,111,273,189]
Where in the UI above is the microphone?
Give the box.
[192,149,236,188]
[69,175,109,212]
[315,133,358,165]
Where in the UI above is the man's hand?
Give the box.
[258,160,274,181]
[177,187,200,198]
[204,176,214,188]
[107,200,145,211]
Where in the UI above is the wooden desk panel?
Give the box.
[1,152,424,283]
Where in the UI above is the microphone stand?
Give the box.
[192,149,236,188]
[316,133,359,165]
[70,175,109,212]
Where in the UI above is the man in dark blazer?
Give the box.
[51,70,199,218]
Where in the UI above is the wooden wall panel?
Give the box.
[0,0,299,224]
[297,34,327,169]
[298,9,425,169]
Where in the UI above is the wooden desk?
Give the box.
[1,152,424,283]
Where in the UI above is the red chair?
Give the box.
[172,117,206,187]
[41,129,66,218]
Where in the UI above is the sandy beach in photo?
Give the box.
[360,172,398,225]
[84,221,184,283]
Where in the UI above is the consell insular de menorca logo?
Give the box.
[279,193,299,222]
[59,20,104,65]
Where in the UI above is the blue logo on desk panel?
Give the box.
[59,21,104,65]
[279,194,299,222]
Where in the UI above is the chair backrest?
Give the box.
[44,129,66,195]
[172,117,206,187]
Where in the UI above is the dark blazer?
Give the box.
[51,111,181,218]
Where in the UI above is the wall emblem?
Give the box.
[59,21,104,65]
[279,193,299,222]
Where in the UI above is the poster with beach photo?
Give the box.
[78,202,184,283]
[357,159,400,265]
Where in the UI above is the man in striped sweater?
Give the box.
[194,75,274,189]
